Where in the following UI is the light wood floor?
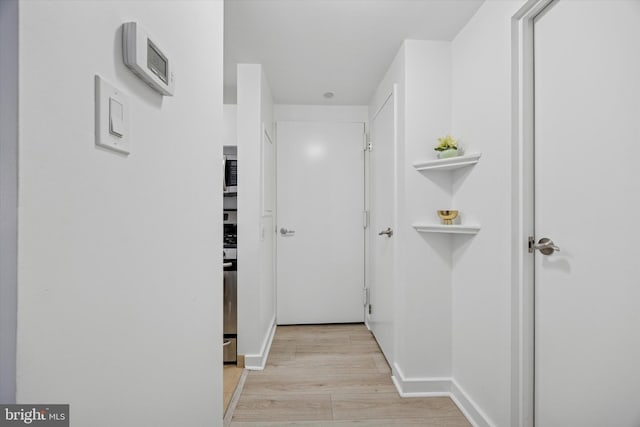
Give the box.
[224,365,244,414]
[229,324,471,426]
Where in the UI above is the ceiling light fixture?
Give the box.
[323,91,335,99]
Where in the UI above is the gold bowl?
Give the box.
[437,210,458,225]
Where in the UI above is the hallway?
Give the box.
[228,324,470,426]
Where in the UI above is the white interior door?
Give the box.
[276,121,365,324]
[369,92,396,362]
[534,1,640,425]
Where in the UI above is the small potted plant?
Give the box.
[434,135,459,159]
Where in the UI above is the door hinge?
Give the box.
[364,288,371,313]
[365,141,373,152]
[368,304,372,315]
[528,235,535,253]
[363,210,369,229]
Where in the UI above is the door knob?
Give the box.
[534,237,560,255]
[378,227,393,237]
[280,228,296,236]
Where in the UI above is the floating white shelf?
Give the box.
[412,223,481,235]
[413,153,481,172]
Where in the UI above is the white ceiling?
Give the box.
[224,0,484,105]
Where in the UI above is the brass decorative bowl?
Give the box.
[437,210,459,225]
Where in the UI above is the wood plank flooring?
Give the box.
[224,365,244,414]
[229,324,471,426]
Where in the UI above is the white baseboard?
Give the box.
[244,317,276,370]
[391,363,494,427]
[450,379,494,427]
[392,363,451,397]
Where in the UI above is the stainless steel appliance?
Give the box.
[223,155,237,195]
[223,210,237,363]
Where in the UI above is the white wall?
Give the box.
[17,2,224,426]
[400,40,453,380]
[369,40,453,387]
[451,2,526,426]
[274,105,368,123]
[366,3,532,425]
[370,28,525,424]
[0,0,18,404]
[237,64,276,368]
[223,104,238,147]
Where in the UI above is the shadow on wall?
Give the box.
[415,231,451,265]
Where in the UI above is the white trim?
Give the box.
[450,379,495,427]
[391,364,494,427]
[511,1,555,427]
[244,318,276,370]
[392,364,450,396]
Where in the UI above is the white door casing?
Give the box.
[276,121,365,325]
[368,91,397,363]
[533,1,640,426]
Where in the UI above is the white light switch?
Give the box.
[95,75,130,154]
[109,97,124,137]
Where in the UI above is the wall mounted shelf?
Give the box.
[412,153,481,172]
[413,152,481,238]
[412,224,481,235]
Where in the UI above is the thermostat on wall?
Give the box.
[122,22,175,96]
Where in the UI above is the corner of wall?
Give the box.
[244,317,276,370]
[396,38,453,380]
[236,62,276,361]
[391,363,451,397]
[390,363,495,427]
[450,379,496,427]
[449,2,527,427]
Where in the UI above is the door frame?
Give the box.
[511,1,556,426]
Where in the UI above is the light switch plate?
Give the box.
[95,75,130,154]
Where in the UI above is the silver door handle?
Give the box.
[378,227,393,237]
[534,237,560,255]
[280,228,296,236]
